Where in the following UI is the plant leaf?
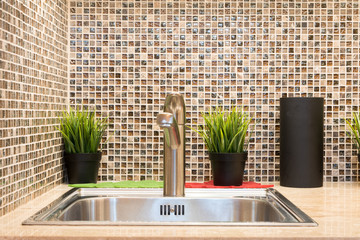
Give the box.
[57,107,109,153]
[189,106,252,153]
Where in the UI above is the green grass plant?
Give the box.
[190,107,252,153]
[58,107,109,154]
[346,112,360,151]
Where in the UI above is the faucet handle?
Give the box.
[156,113,175,127]
[157,113,181,149]
[163,93,185,125]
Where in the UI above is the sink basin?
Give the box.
[23,188,317,226]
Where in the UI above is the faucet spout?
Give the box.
[157,93,185,197]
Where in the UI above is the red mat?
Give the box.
[185,180,273,188]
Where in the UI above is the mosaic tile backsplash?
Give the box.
[69,0,359,184]
[0,0,68,216]
[1,0,360,217]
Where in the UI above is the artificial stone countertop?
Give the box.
[1,182,360,239]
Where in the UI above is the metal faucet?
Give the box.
[156,93,185,197]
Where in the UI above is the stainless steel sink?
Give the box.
[23,188,317,226]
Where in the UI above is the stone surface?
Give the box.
[1,183,360,239]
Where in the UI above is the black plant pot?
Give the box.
[209,152,248,186]
[64,152,102,184]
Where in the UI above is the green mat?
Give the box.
[69,180,163,188]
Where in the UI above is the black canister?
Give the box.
[280,97,324,188]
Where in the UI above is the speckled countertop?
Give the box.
[1,182,360,239]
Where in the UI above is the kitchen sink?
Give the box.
[23,188,317,226]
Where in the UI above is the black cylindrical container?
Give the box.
[280,97,324,188]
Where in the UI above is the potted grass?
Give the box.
[58,107,109,184]
[191,107,252,186]
[346,112,360,163]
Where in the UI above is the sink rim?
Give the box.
[22,188,318,227]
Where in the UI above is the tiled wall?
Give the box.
[0,0,68,216]
[69,0,360,184]
[1,0,360,217]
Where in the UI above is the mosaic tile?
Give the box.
[0,0,68,216]
[2,0,360,217]
[68,0,359,184]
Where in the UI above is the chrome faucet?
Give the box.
[156,93,185,197]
